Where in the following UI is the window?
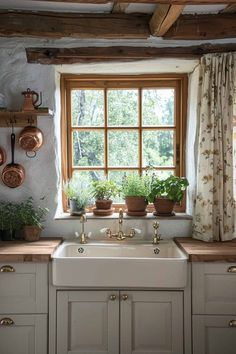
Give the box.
[61,75,188,211]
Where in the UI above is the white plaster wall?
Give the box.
[0,38,195,239]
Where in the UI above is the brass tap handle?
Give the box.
[119,208,123,223]
[129,228,136,238]
[0,318,14,326]
[228,266,236,273]
[153,221,160,232]
[80,214,87,223]
[0,265,15,273]
[229,320,236,327]
[122,294,128,301]
[106,228,112,238]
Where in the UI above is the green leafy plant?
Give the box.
[148,175,189,203]
[19,197,49,228]
[0,201,23,231]
[122,173,150,198]
[92,180,119,200]
[63,176,91,210]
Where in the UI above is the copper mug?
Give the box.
[22,88,42,111]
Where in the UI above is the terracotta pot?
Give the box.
[153,197,175,216]
[23,225,42,242]
[95,199,112,210]
[125,196,147,216]
[93,199,114,216]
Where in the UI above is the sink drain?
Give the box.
[78,247,84,253]
[153,248,160,255]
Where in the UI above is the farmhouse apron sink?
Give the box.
[52,240,188,288]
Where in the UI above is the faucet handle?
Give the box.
[153,221,160,230]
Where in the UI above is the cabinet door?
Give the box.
[192,263,236,315]
[0,314,47,354]
[193,315,236,354]
[57,291,119,354]
[120,291,183,354]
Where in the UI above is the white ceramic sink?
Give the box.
[52,240,188,288]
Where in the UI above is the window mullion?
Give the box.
[138,88,142,175]
[104,88,108,177]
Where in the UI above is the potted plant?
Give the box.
[20,197,49,241]
[148,175,189,216]
[92,180,119,216]
[122,173,150,216]
[63,176,91,216]
[0,201,23,241]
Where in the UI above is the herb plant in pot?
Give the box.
[122,174,149,216]
[148,175,189,216]
[92,180,119,216]
[63,176,91,216]
[20,197,49,242]
[0,201,22,241]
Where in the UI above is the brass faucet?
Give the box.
[78,214,88,244]
[152,221,162,245]
[106,208,136,241]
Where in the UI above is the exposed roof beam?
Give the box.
[222,4,236,12]
[164,13,236,40]
[29,1,236,4]
[26,44,236,64]
[112,3,129,13]
[0,11,150,39]
[150,4,184,36]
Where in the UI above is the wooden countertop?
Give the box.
[175,237,236,262]
[0,238,62,262]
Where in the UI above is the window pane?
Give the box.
[108,170,138,202]
[72,131,104,167]
[142,130,174,167]
[108,89,138,126]
[108,131,139,167]
[142,89,174,126]
[146,169,174,179]
[73,170,105,184]
[71,90,104,127]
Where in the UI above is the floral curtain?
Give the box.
[193,53,236,242]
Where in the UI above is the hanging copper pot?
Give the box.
[0,146,6,166]
[18,126,44,157]
[2,133,25,188]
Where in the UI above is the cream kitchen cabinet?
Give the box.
[0,263,48,354]
[192,263,236,354]
[56,290,184,354]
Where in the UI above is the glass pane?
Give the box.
[142,89,174,126]
[71,90,104,126]
[142,130,174,167]
[145,169,174,180]
[73,170,105,185]
[72,131,104,167]
[108,89,138,126]
[108,131,139,167]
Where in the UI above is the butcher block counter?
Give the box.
[175,237,236,262]
[0,238,62,262]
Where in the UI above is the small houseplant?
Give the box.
[122,173,150,216]
[63,176,91,216]
[92,180,119,216]
[0,201,22,241]
[20,197,49,241]
[148,175,189,216]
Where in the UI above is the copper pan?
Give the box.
[18,126,44,154]
[0,146,6,166]
[2,133,25,188]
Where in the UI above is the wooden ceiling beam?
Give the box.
[164,13,236,39]
[112,3,129,13]
[29,1,236,4]
[0,11,150,39]
[26,44,236,64]
[149,4,184,36]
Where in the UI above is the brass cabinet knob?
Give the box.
[0,265,15,273]
[122,294,128,301]
[227,266,236,273]
[0,318,14,326]
[109,295,116,301]
[229,320,236,327]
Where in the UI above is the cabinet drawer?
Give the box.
[0,263,48,314]
[0,314,47,354]
[192,263,236,315]
[193,315,236,354]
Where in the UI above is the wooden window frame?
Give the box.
[61,74,188,213]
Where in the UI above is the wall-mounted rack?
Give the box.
[0,108,53,127]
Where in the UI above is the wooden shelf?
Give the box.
[0,108,53,127]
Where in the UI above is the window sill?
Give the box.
[54,212,192,221]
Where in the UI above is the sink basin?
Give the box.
[52,240,188,288]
